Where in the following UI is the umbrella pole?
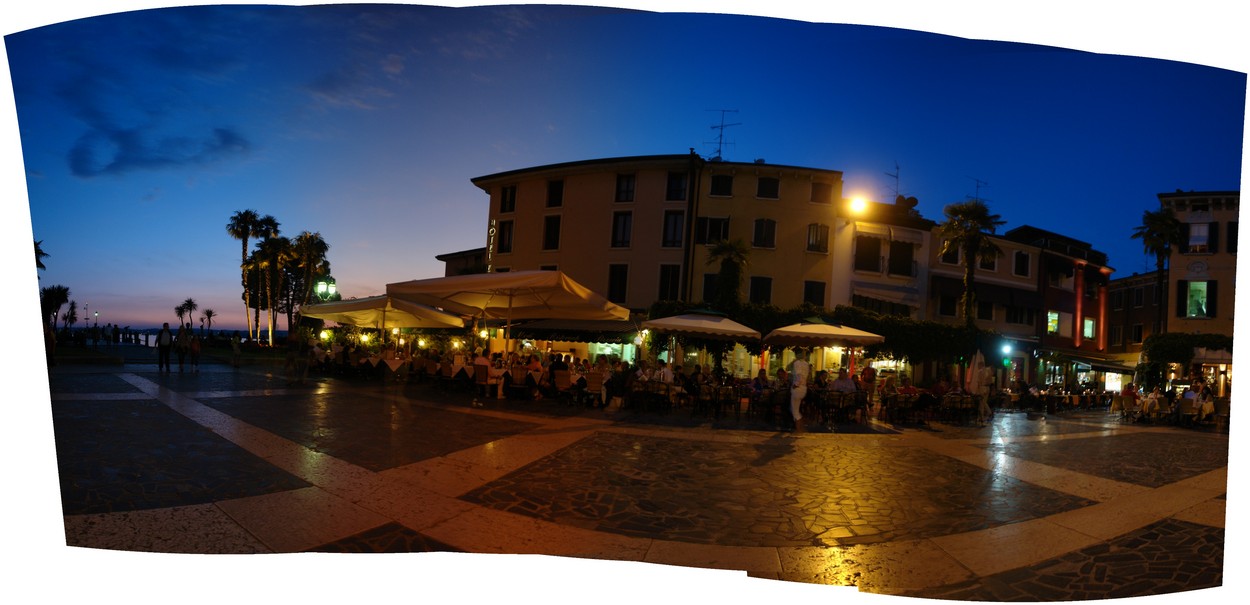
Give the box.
[505,292,513,354]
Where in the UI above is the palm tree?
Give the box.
[175,302,189,327]
[1131,207,1184,331]
[704,238,750,311]
[40,285,70,330]
[202,309,216,335]
[63,300,78,331]
[256,235,294,346]
[181,298,198,331]
[34,240,49,272]
[292,231,331,307]
[937,199,1006,328]
[227,210,260,338]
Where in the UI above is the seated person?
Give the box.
[773,368,789,390]
[752,368,770,394]
[813,369,831,389]
[830,368,858,393]
[897,376,919,395]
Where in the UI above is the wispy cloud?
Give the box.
[68,126,250,178]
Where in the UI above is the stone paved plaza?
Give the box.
[18,351,1242,603]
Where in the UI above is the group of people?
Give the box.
[1118,379,1218,425]
[154,322,203,373]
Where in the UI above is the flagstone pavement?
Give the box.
[38,355,1236,602]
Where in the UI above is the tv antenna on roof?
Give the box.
[705,109,740,161]
[885,161,901,199]
[966,176,990,203]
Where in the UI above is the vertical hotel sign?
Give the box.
[486,218,497,273]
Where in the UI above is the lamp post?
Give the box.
[315,278,337,301]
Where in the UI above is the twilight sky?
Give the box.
[5,2,1245,333]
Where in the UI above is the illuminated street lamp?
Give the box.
[315,278,337,301]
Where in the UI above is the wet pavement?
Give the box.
[38,352,1234,601]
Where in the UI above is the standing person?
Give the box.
[174,323,192,372]
[788,349,811,432]
[189,332,202,373]
[861,363,878,406]
[230,331,242,368]
[156,322,174,373]
[285,328,309,386]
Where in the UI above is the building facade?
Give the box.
[830,196,935,319]
[1105,270,1166,366]
[472,153,846,312]
[1158,190,1237,395]
[1160,191,1237,339]
[463,152,1153,388]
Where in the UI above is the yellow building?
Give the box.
[1161,191,1237,338]
[472,152,844,311]
[1159,190,1237,393]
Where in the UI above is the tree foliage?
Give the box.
[1142,332,1232,366]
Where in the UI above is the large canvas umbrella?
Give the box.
[762,321,884,349]
[386,270,630,348]
[641,312,761,341]
[300,295,465,330]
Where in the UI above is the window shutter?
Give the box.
[1207,281,1218,318]
[1176,280,1187,317]
[1182,223,1191,249]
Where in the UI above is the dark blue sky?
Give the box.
[6,2,1244,331]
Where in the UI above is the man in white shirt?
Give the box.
[655,359,675,384]
[789,350,811,432]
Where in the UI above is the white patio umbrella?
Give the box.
[300,295,465,330]
[762,321,884,349]
[641,311,761,341]
[386,270,630,349]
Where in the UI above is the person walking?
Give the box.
[174,323,192,372]
[230,331,242,368]
[189,332,202,373]
[788,349,811,432]
[156,322,174,373]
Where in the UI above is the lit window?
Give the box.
[1083,318,1095,339]
[1187,223,1209,253]
[1047,311,1060,334]
[1186,281,1209,317]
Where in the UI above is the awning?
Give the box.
[855,223,890,239]
[890,227,925,244]
[1064,353,1136,374]
[1193,347,1232,364]
[851,281,920,306]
